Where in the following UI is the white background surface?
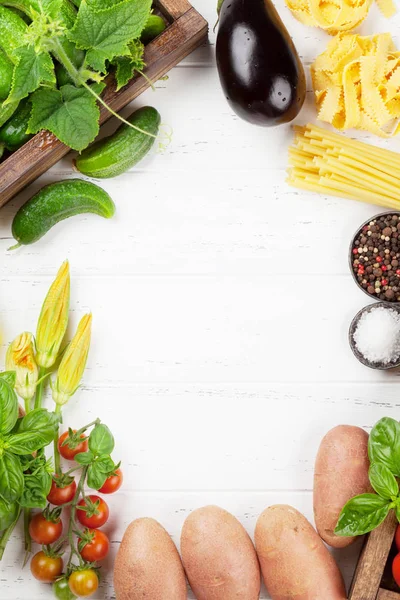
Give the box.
[1,0,400,597]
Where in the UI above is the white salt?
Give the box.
[353,305,400,364]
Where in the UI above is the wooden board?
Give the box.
[0,0,208,209]
[350,511,399,600]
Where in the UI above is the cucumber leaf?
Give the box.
[67,0,151,72]
[6,46,55,105]
[113,39,144,91]
[27,83,104,151]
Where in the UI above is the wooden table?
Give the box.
[1,1,400,598]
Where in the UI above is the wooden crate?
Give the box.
[350,510,400,600]
[0,0,208,208]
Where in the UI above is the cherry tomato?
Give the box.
[47,478,77,506]
[79,529,109,562]
[77,495,109,529]
[98,468,123,494]
[68,570,99,598]
[53,577,77,600]
[30,551,63,583]
[394,553,400,587]
[29,512,63,545]
[58,430,88,461]
[395,525,400,551]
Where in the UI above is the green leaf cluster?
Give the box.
[0,0,153,150]
[335,418,400,537]
[0,376,59,529]
[76,423,117,490]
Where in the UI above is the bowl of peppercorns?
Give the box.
[350,212,400,302]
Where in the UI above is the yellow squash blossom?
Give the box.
[6,332,38,401]
[36,261,70,368]
[52,314,92,406]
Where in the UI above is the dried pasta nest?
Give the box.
[311,33,400,137]
[285,0,395,35]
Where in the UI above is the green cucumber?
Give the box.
[0,98,19,127]
[75,106,161,179]
[0,6,27,62]
[141,14,167,45]
[0,97,32,150]
[0,49,13,101]
[11,179,115,246]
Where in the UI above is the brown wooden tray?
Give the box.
[0,0,208,209]
[350,510,400,600]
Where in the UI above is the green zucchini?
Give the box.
[11,179,116,246]
[0,97,32,150]
[0,49,13,101]
[75,106,161,179]
[141,14,167,45]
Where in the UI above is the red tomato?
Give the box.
[77,495,109,529]
[47,478,77,506]
[394,553,400,587]
[58,430,88,461]
[29,512,63,545]
[30,551,63,583]
[68,570,99,597]
[395,525,400,551]
[79,529,109,562]
[98,468,123,494]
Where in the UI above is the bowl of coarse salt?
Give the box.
[349,302,400,369]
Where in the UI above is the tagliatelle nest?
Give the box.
[285,0,396,35]
[311,32,400,137]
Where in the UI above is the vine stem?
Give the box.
[23,508,31,554]
[81,81,157,138]
[67,466,88,571]
[54,404,62,475]
[0,508,22,560]
[34,367,46,410]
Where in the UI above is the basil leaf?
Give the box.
[19,471,52,509]
[75,451,94,465]
[0,498,19,531]
[0,371,16,388]
[0,452,24,504]
[369,463,399,499]
[89,424,114,456]
[96,455,114,473]
[335,493,391,536]
[369,417,400,476]
[0,378,18,435]
[7,409,59,454]
[87,462,107,490]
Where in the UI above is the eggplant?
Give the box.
[216,0,306,126]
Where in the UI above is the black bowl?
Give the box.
[349,302,400,369]
[349,211,400,303]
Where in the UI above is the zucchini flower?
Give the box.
[36,261,70,368]
[6,332,38,401]
[52,314,92,406]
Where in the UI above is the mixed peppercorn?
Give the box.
[351,214,400,302]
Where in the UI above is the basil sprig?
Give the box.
[0,374,59,510]
[335,417,400,537]
[76,424,117,491]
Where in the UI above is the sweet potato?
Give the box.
[181,505,260,599]
[255,504,346,600]
[314,424,371,548]
[114,517,187,600]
